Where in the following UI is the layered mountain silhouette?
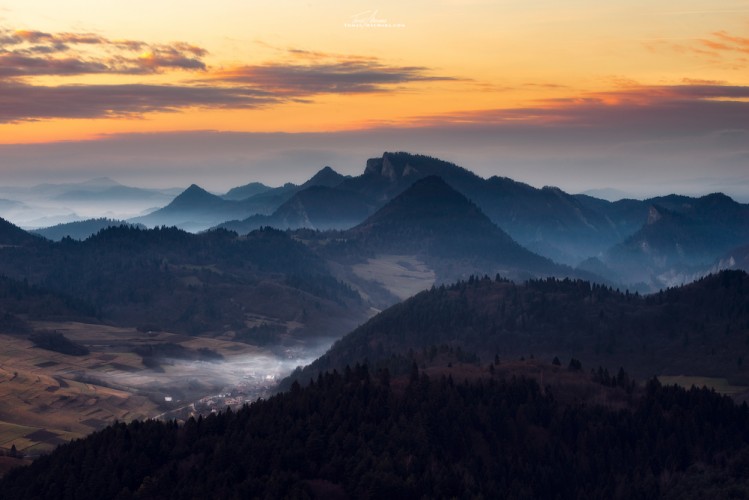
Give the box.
[132,167,352,232]
[52,185,173,204]
[349,176,530,257]
[220,185,376,233]
[301,165,349,188]
[0,178,180,228]
[714,243,749,274]
[4,153,749,499]
[111,152,749,282]
[222,181,271,201]
[129,184,247,232]
[337,176,581,283]
[335,153,649,264]
[230,166,351,220]
[18,152,749,297]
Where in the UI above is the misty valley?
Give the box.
[1,153,749,498]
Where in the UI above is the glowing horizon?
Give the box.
[0,1,747,196]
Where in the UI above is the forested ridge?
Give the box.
[0,225,362,336]
[289,270,749,386]
[2,364,749,499]
[0,274,97,333]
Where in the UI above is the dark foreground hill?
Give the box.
[289,270,749,386]
[0,217,40,246]
[3,364,749,499]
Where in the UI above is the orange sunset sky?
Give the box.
[0,0,748,198]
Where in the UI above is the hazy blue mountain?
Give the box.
[339,152,485,203]
[299,165,349,189]
[579,187,638,201]
[222,182,272,201]
[235,182,300,215]
[159,184,226,212]
[236,166,350,214]
[0,199,25,211]
[32,218,146,241]
[1,177,178,201]
[53,185,174,204]
[713,243,749,274]
[117,153,747,268]
[272,185,372,228]
[29,177,122,195]
[135,167,352,232]
[572,194,649,240]
[219,185,376,233]
[0,178,181,230]
[338,153,649,264]
[129,184,255,232]
[475,180,644,264]
[338,176,579,283]
[590,194,749,289]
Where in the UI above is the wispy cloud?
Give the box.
[0,27,208,77]
[210,60,455,95]
[702,31,749,54]
[400,84,749,135]
[0,29,458,122]
[644,30,749,65]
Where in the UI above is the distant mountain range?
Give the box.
[221,181,272,201]
[134,166,352,232]
[129,184,249,232]
[714,244,749,274]
[0,174,594,340]
[581,193,749,289]
[16,151,749,295]
[339,176,570,281]
[0,178,180,228]
[219,185,375,233]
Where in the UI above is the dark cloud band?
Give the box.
[0,83,276,122]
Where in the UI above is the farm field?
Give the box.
[352,254,436,301]
[0,321,273,459]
